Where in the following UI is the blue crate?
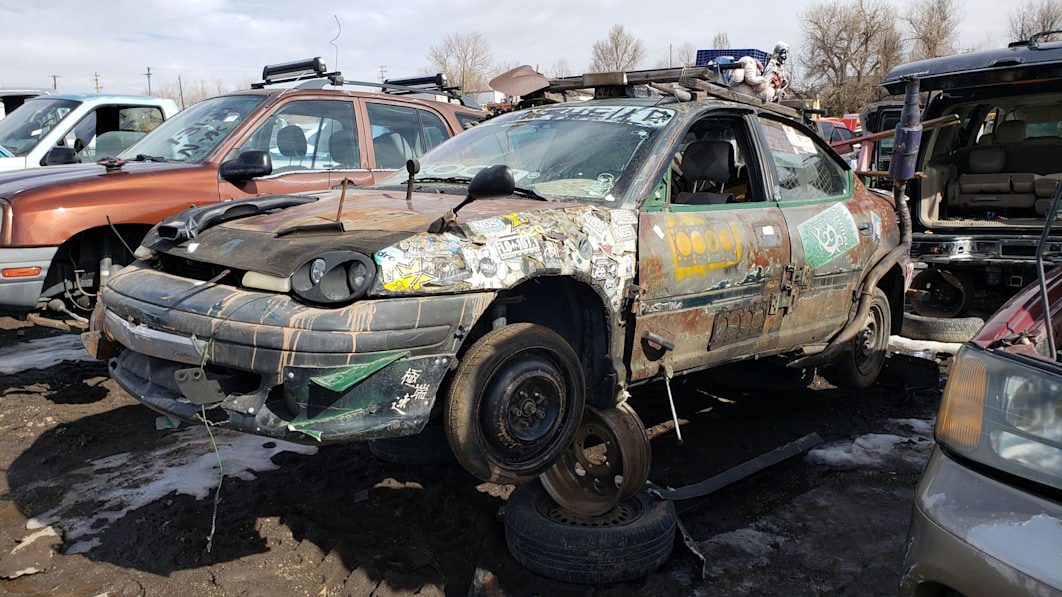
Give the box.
[695,48,769,67]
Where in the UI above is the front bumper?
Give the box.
[96,263,494,443]
[900,448,1062,596]
[0,246,58,311]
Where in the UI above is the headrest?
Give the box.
[277,125,307,158]
[977,133,994,145]
[994,120,1027,144]
[682,140,734,184]
[1025,135,1061,144]
[969,146,1005,173]
[328,131,358,167]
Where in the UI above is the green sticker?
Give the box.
[797,203,860,269]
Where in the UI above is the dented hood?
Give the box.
[973,266,1062,361]
[154,188,560,277]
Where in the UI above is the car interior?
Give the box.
[671,118,757,205]
[924,92,1062,224]
[67,105,164,160]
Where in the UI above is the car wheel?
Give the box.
[900,312,984,343]
[445,323,586,485]
[505,481,676,584]
[911,268,971,318]
[368,423,454,466]
[540,402,651,517]
[823,287,891,389]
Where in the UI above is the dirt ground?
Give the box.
[0,318,943,596]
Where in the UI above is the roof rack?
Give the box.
[252,57,468,105]
[490,64,802,120]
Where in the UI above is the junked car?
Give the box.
[880,33,1062,322]
[0,93,177,172]
[900,192,1061,596]
[85,65,913,580]
[0,89,47,120]
[0,58,482,321]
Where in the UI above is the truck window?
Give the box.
[237,100,360,173]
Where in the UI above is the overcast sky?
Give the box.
[1,0,1005,96]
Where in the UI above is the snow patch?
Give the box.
[888,335,962,357]
[25,427,317,554]
[890,418,935,437]
[0,335,95,375]
[703,528,787,558]
[807,432,931,470]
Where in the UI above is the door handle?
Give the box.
[642,331,675,352]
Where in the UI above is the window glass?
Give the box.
[366,103,426,169]
[0,98,79,156]
[456,112,482,129]
[69,106,167,160]
[119,95,264,163]
[237,100,359,173]
[418,109,449,153]
[760,117,847,201]
[670,117,760,206]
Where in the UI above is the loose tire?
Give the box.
[901,312,984,343]
[911,268,971,318]
[368,424,454,466]
[823,287,891,389]
[505,482,676,584]
[445,323,586,485]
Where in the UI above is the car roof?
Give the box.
[883,40,1062,94]
[31,93,167,103]
[220,87,481,114]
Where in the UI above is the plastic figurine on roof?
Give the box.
[728,56,770,100]
[764,42,791,102]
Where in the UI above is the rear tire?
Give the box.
[505,482,676,584]
[823,287,891,389]
[445,323,586,485]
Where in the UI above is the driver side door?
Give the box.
[220,98,370,199]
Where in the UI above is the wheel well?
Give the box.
[465,277,615,407]
[877,263,905,335]
[40,224,153,303]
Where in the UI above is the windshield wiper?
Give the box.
[132,154,170,162]
[415,176,472,184]
[512,186,549,201]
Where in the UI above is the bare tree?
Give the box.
[548,59,571,78]
[711,31,731,48]
[655,41,698,67]
[427,31,495,93]
[905,0,962,61]
[590,24,647,71]
[1008,0,1062,42]
[800,0,904,114]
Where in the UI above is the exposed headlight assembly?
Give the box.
[937,346,1061,491]
[291,251,375,304]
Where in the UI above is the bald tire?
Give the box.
[444,323,586,485]
[505,482,676,584]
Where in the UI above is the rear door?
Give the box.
[629,111,792,381]
[757,115,878,345]
[220,97,370,199]
[364,102,454,182]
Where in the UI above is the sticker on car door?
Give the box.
[797,203,860,269]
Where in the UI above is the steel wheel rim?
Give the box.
[855,302,887,375]
[481,352,568,465]
[540,403,650,517]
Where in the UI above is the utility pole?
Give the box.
[177,75,185,109]
[49,74,60,90]
[378,65,387,82]
[92,72,102,94]
[144,66,152,95]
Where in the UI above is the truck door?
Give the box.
[630,113,792,382]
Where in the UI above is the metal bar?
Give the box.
[649,432,823,501]
[1035,184,1061,361]
[830,114,961,152]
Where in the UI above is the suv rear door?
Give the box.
[364,101,454,182]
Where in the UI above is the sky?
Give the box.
[0,0,1005,96]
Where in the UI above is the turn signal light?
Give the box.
[936,355,987,449]
[1,266,42,278]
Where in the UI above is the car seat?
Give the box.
[276,125,307,170]
[674,140,735,205]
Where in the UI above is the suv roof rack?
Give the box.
[252,57,469,105]
[490,64,802,120]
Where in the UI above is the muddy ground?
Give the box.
[0,319,944,596]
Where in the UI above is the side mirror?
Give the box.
[219,150,272,181]
[466,164,514,200]
[42,146,79,166]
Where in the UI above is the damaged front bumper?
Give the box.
[92,262,493,443]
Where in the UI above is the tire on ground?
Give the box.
[368,423,454,466]
[445,322,586,485]
[901,312,984,343]
[504,482,676,584]
[822,287,891,389]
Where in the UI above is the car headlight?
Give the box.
[937,346,1061,491]
[291,251,375,304]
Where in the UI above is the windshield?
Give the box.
[0,98,80,156]
[119,95,264,163]
[378,105,676,203]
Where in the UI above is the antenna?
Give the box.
[329,15,342,74]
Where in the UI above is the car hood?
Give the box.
[0,160,200,206]
[973,265,1062,362]
[153,188,565,278]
